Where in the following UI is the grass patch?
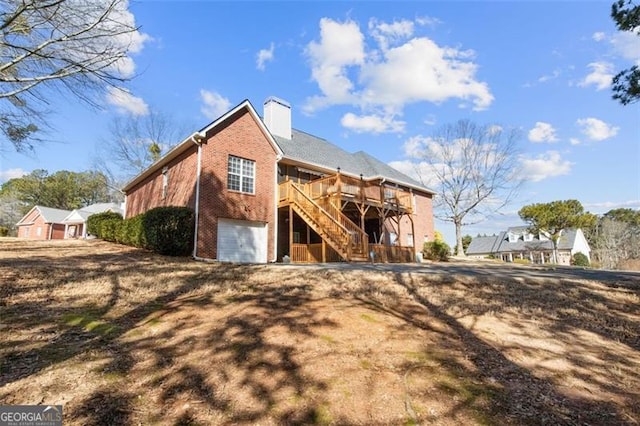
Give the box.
[62,313,119,336]
[319,335,336,344]
[359,313,378,323]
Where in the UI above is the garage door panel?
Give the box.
[217,219,268,263]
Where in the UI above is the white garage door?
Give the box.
[217,219,268,263]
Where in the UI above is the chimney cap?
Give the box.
[264,96,290,108]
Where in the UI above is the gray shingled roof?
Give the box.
[467,228,579,255]
[274,129,433,193]
[466,235,499,255]
[36,206,72,223]
[63,203,124,223]
[81,203,123,215]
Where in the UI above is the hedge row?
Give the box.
[87,207,194,256]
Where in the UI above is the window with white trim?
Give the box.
[227,155,255,194]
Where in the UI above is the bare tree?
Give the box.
[418,119,523,256]
[94,110,189,186]
[0,0,147,152]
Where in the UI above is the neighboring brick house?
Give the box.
[466,226,591,265]
[16,203,124,240]
[16,206,70,240]
[123,97,435,263]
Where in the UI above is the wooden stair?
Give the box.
[283,181,368,262]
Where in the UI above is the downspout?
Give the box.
[272,154,283,262]
[190,131,206,259]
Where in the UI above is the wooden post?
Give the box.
[322,240,326,262]
[336,167,342,210]
[289,206,294,262]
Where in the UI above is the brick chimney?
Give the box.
[263,96,291,140]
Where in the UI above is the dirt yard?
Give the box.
[1,239,639,425]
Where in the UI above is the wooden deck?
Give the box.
[304,173,413,213]
[279,173,417,263]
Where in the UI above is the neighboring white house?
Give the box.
[62,203,123,239]
[466,226,591,265]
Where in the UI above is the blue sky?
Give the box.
[1,1,639,245]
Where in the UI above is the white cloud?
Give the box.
[303,17,493,133]
[569,137,581,145]
[256,42,275,71]
[519,151,572,182]
[341,112,405,134]
[359,37,493,112]
[106,87,149,116]
[107,0,152,78]
[583,200,640,212]
[592,31,606,42]
[416,16,442,28]
[424,114,437,126]
[576,117,619,141]
[611,31,640,64]
[304,18,365,112]
[578,61,614,90]
[200,90,231,120]
[0,168,27,183]
[528,122,558,143]
[538,69,560,83]
[388,159,437,187]
[487,125,503,136]
[368,18,414,51]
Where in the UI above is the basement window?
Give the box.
[228,155,255,194]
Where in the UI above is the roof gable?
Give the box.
[123,100,282,193]
[17,206,71,225]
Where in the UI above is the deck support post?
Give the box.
[289,206,294,262]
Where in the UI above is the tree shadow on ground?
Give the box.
[1,244,346,424]
[379,271,637,425]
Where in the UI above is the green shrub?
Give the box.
[0,226,9,237]
[423,240,450,261]
[87,211,123,237]
[120,215,145,247]
[142,206,194,256]
[100,218,122,242]
[513,258,531,264]
[572,252,590,267]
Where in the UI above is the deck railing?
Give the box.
[303,173,413,212]
[291,243,342,263]
[368,244,416,263]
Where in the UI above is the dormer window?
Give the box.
[508,233,518,243]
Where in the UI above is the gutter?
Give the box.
[272,153,283,262]
[189,131,206,259]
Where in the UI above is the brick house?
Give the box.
[123,97,435,263]
[16,203,124,240]
[16,206,70,240]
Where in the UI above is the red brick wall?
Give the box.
[413,192,434,250]
[17,210,50,240]
[125,146,199,218]
[123,108,278,262]
[383,191,434,254]
[196,109,278,260]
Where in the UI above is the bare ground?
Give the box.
[1,238,639,425]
